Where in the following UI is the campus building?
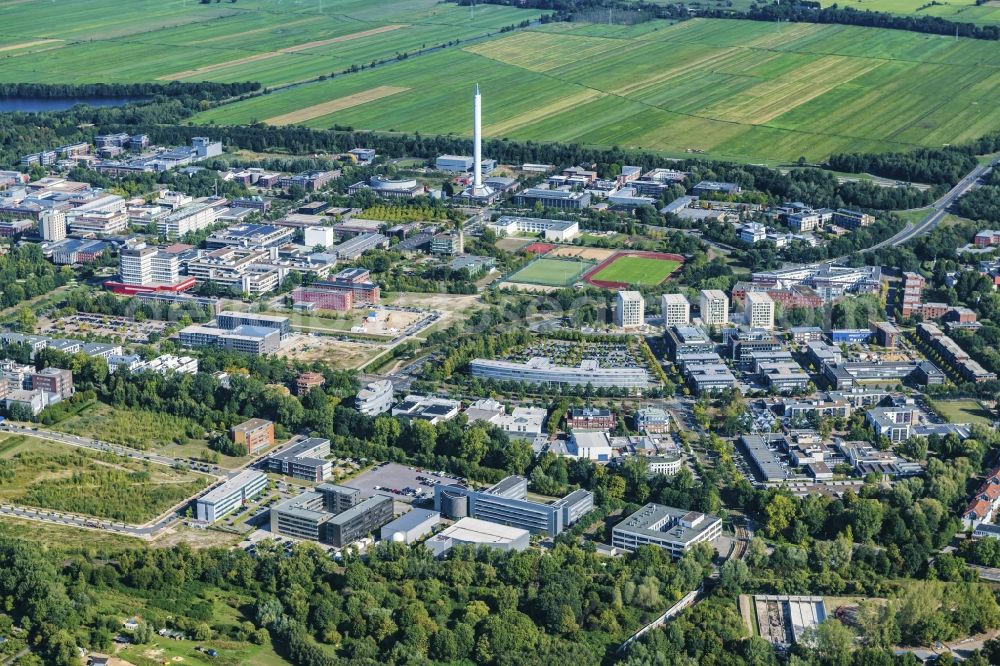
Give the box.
[355,380,394,416]
[425,517,530,557]
[195,470,268,523]
[216,312,290,340]
[469,357,650,390]
[661,293,690,327]
[229,418,275,455]
[270,484,393,548]
[434,476,593,536]
[699,289,729,326]
[615,291,645,328]
[265,437,332,482]
[178,324,281,355]
[612,504,722,559]
[744,291,775,330]
[486,216,580,242]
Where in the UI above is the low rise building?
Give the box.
[355,380,394,416]
[612,504,722,558]
[391,395,461,424]
[487,216,580,242]
[426,517,529,557]
[230,418,275,455]
[469,357,650,390]
[265,437,332,482]
[195,470,268,523]
[379,507,440,545]
[271,484,393,547]
[296,372,325,396]
[634,406,670,434]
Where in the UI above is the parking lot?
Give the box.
[349,462,462,504]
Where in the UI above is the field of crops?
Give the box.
[818,0,1000,25]
[505,258,592,287]
[0,0,539,86]
[196,18,1000,163]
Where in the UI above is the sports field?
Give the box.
[505,258,592,287]
[196,18,1000,163]
[587,255,683,287]
[0,0,540,87]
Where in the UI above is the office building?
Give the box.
[612,504,722,558]
[391,394,461,424]
[699,289,729,326]
[513,187,591,210]
[39,210,66,242]
[355,380,394,416]
[661,293,690,327]
[216,312,290,340]
[426,517,530,557]
[832,209,875,229]
[205,224,294,249]
[119,244,181,288]
[265,437,332,482]
[866,406,913,443]
[634,407,669,434]
[901,271,925,317]
[178,324,281,355]
[157,199,224,238]
[430,232,464,256]
[195,470,268,523]
[434,476,593,535]
[304,225,334,249]
[229,418,274,455]
[380,508,441,545]
[567,407,616,431]
[744,291,775,330]
[615,291,645,328]
[648,454,684,476]
[270,485,393,547]
[30,367,73,400]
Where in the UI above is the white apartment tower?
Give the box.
[744,291,775,330]
[119,244,180,287]
[699,289,729,326]
[661,293,690,326]
[615,291,645,328]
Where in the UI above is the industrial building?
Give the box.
[195,470,268,523]
[612,504,722,558]
[434,476,593,536]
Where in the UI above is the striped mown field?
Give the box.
[196,18,1000,163]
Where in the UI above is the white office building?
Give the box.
[39,209,66,242]
[355,380,394,416]
[612,503,722,559]
[119,244,180,287]
[699,289,729,326]
[195,470,268,523]
[615,291,645,328]
[744,291,775,330]
[304,225,335,249]
[661,293,690,326]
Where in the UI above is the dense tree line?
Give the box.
[0,81,258,100]
[828,146,980,187]
[957,167,1000,223]
[0,244,74,309]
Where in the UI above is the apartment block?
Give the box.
[661,293,690,327]
[699,289,729,326]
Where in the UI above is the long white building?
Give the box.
[195,470,268,523]
[469,357,650,390]
[487,216,580,242]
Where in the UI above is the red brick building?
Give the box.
[230,418,275,455]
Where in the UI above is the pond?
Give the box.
[0,96,148,113]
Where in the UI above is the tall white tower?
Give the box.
[464,83,493,200]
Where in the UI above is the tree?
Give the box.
[502,439,533,475]
[764,493,796,537]
[459,426,489,465]
[809,618,854,666]
[718,558,750,596]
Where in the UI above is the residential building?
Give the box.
[434,476,593,535]
[661,293,690,327]
[195,470,268,522]
[616,291,645,328]
[699,289,729,326]
[426,517,530,557]
[916,322,996,383]
[866,406,913,442]
[296,372,325,396]
[612,504,722,558]
[430,232,464,255]
[265,437,332,482]
[355,380,394,416]
[744,292,775,330]
[901,271,925,317]
[870,321,900,348]
[832,209,875,229]
[469,357,650,390]
[230,418,275,455]
[975,230,1000,247]
[380,508,440,545]
[963,467,1000,529]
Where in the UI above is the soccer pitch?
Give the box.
[590,256,682,287]
[505,258,591,287]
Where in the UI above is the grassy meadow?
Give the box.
[195,18,1000,163]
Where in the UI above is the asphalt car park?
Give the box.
[349,462,462,503]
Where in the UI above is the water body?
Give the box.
[0,96,148,113]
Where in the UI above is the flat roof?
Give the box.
[431,517,529,543]
[614,503,720,545]
[381,507,440,533]
[200,470,266,504]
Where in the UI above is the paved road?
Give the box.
[839,158,997,260]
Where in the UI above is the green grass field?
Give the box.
[820,0,1000,25]
[196,18,1000,163]
[930,399,993,425]
[590,256,682,286]
[505,257,592,286]
[0,0,540,86]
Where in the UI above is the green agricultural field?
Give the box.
[0,0,540,86]
[590,256,683,286]
[505,258,592,287]
[819,0,1000,25]
[0,434,208,523]
[197,18,1000,163]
